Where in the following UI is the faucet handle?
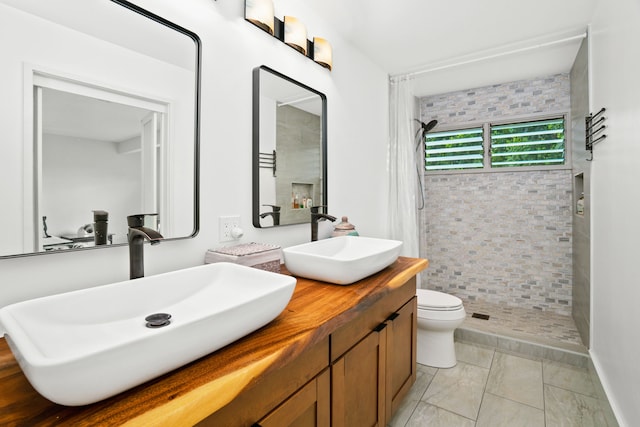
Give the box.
[262,204,281,212]
[310,205,327,214]
[127,213,159,228]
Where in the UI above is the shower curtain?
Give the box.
[388,76,420,257]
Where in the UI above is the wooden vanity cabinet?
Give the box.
[197,338,330,427]
[331,323,388,427]
[255,369,330,427]
[386,296,418,418]
[331,277,418,427]
[203,277,418,427]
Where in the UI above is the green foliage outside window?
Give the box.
[491,118,565,167]
[423,117,565,171]
[425,127,484,171]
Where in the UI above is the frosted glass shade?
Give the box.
[284,16,307,55]
[313,37,332,70]
[245,0,274,35]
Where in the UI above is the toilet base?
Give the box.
[417,329,457,368]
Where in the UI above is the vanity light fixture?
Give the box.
[313,37,332,70]
[244,0,332,71]
[245,0,274,35]
[284,16,307,55]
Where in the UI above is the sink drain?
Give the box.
[145,313,171,328]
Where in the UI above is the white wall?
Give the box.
[0,0,389,307]
[589,0,640,424]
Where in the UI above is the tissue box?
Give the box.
[205,242,282,273]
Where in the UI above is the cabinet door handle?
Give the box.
[251,424,262,427]
[386,312,400,322]
[374,322,387,332]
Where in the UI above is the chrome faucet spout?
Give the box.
[127,214,163,280]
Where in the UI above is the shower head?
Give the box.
[418,119,438,133]
[414,119,438,149]
[414,119,438,138]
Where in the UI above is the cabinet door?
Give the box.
[331,325,387,427]
[385,297,417,420]
[256,369,330,427]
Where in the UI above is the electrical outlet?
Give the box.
[219,215,240,242]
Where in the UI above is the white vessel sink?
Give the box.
[0,262,296,406]
[283,236,403,285]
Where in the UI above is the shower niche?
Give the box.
[574,173,585,216]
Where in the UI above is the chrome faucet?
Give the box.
[310,206,336,241]
[127,214,163,280]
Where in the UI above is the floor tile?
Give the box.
[460,298,584,348]
[422,361,489,420]
[476,392,544,427]
[486,351,544,409]
[544,384,609,427]
[388,364,435,427]
[543,359,598,397]
[406,402,474,427]
[455,341,494,368]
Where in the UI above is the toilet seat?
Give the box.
[417,289,463,311]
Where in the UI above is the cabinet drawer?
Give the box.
[256,369,330,427]
[330,277,416,362]
[197,337,329,427]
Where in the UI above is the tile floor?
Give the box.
[389,341,618,427]
[460,299,584,351]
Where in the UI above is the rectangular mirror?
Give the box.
[252,66,327,228]
[0,0,200,257]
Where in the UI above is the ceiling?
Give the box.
[305,0,598,96]
[42,88,150,142]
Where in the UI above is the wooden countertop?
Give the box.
[0,257,428,426]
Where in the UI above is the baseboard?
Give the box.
[589,350,624,427]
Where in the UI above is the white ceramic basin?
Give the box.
[0,262,296,406]
[283,236,403,285]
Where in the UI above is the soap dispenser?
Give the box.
[576,193,585,215]
[93,210,109,245]
[331,216,359,237]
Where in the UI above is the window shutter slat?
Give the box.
[424,127,484,171]
[490,117,565,168]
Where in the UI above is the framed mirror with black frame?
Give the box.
[252,65,327,228]
[0,0,201,258]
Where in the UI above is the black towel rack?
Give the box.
[259,150,276,176]
[585,107,607,161]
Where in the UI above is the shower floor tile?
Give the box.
[459,299,586,353]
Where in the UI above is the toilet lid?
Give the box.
[417,289,463,311]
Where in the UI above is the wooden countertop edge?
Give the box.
[124,349,284,426]
[0,257,429,425]
[385,258,428,289]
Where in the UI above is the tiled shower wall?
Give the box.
[570,39,591,345]
[419,73,573,315]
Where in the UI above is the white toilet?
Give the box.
[416,289,466,368]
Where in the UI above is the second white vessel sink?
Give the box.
[0,262,296,406]
[283,236,403,285]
